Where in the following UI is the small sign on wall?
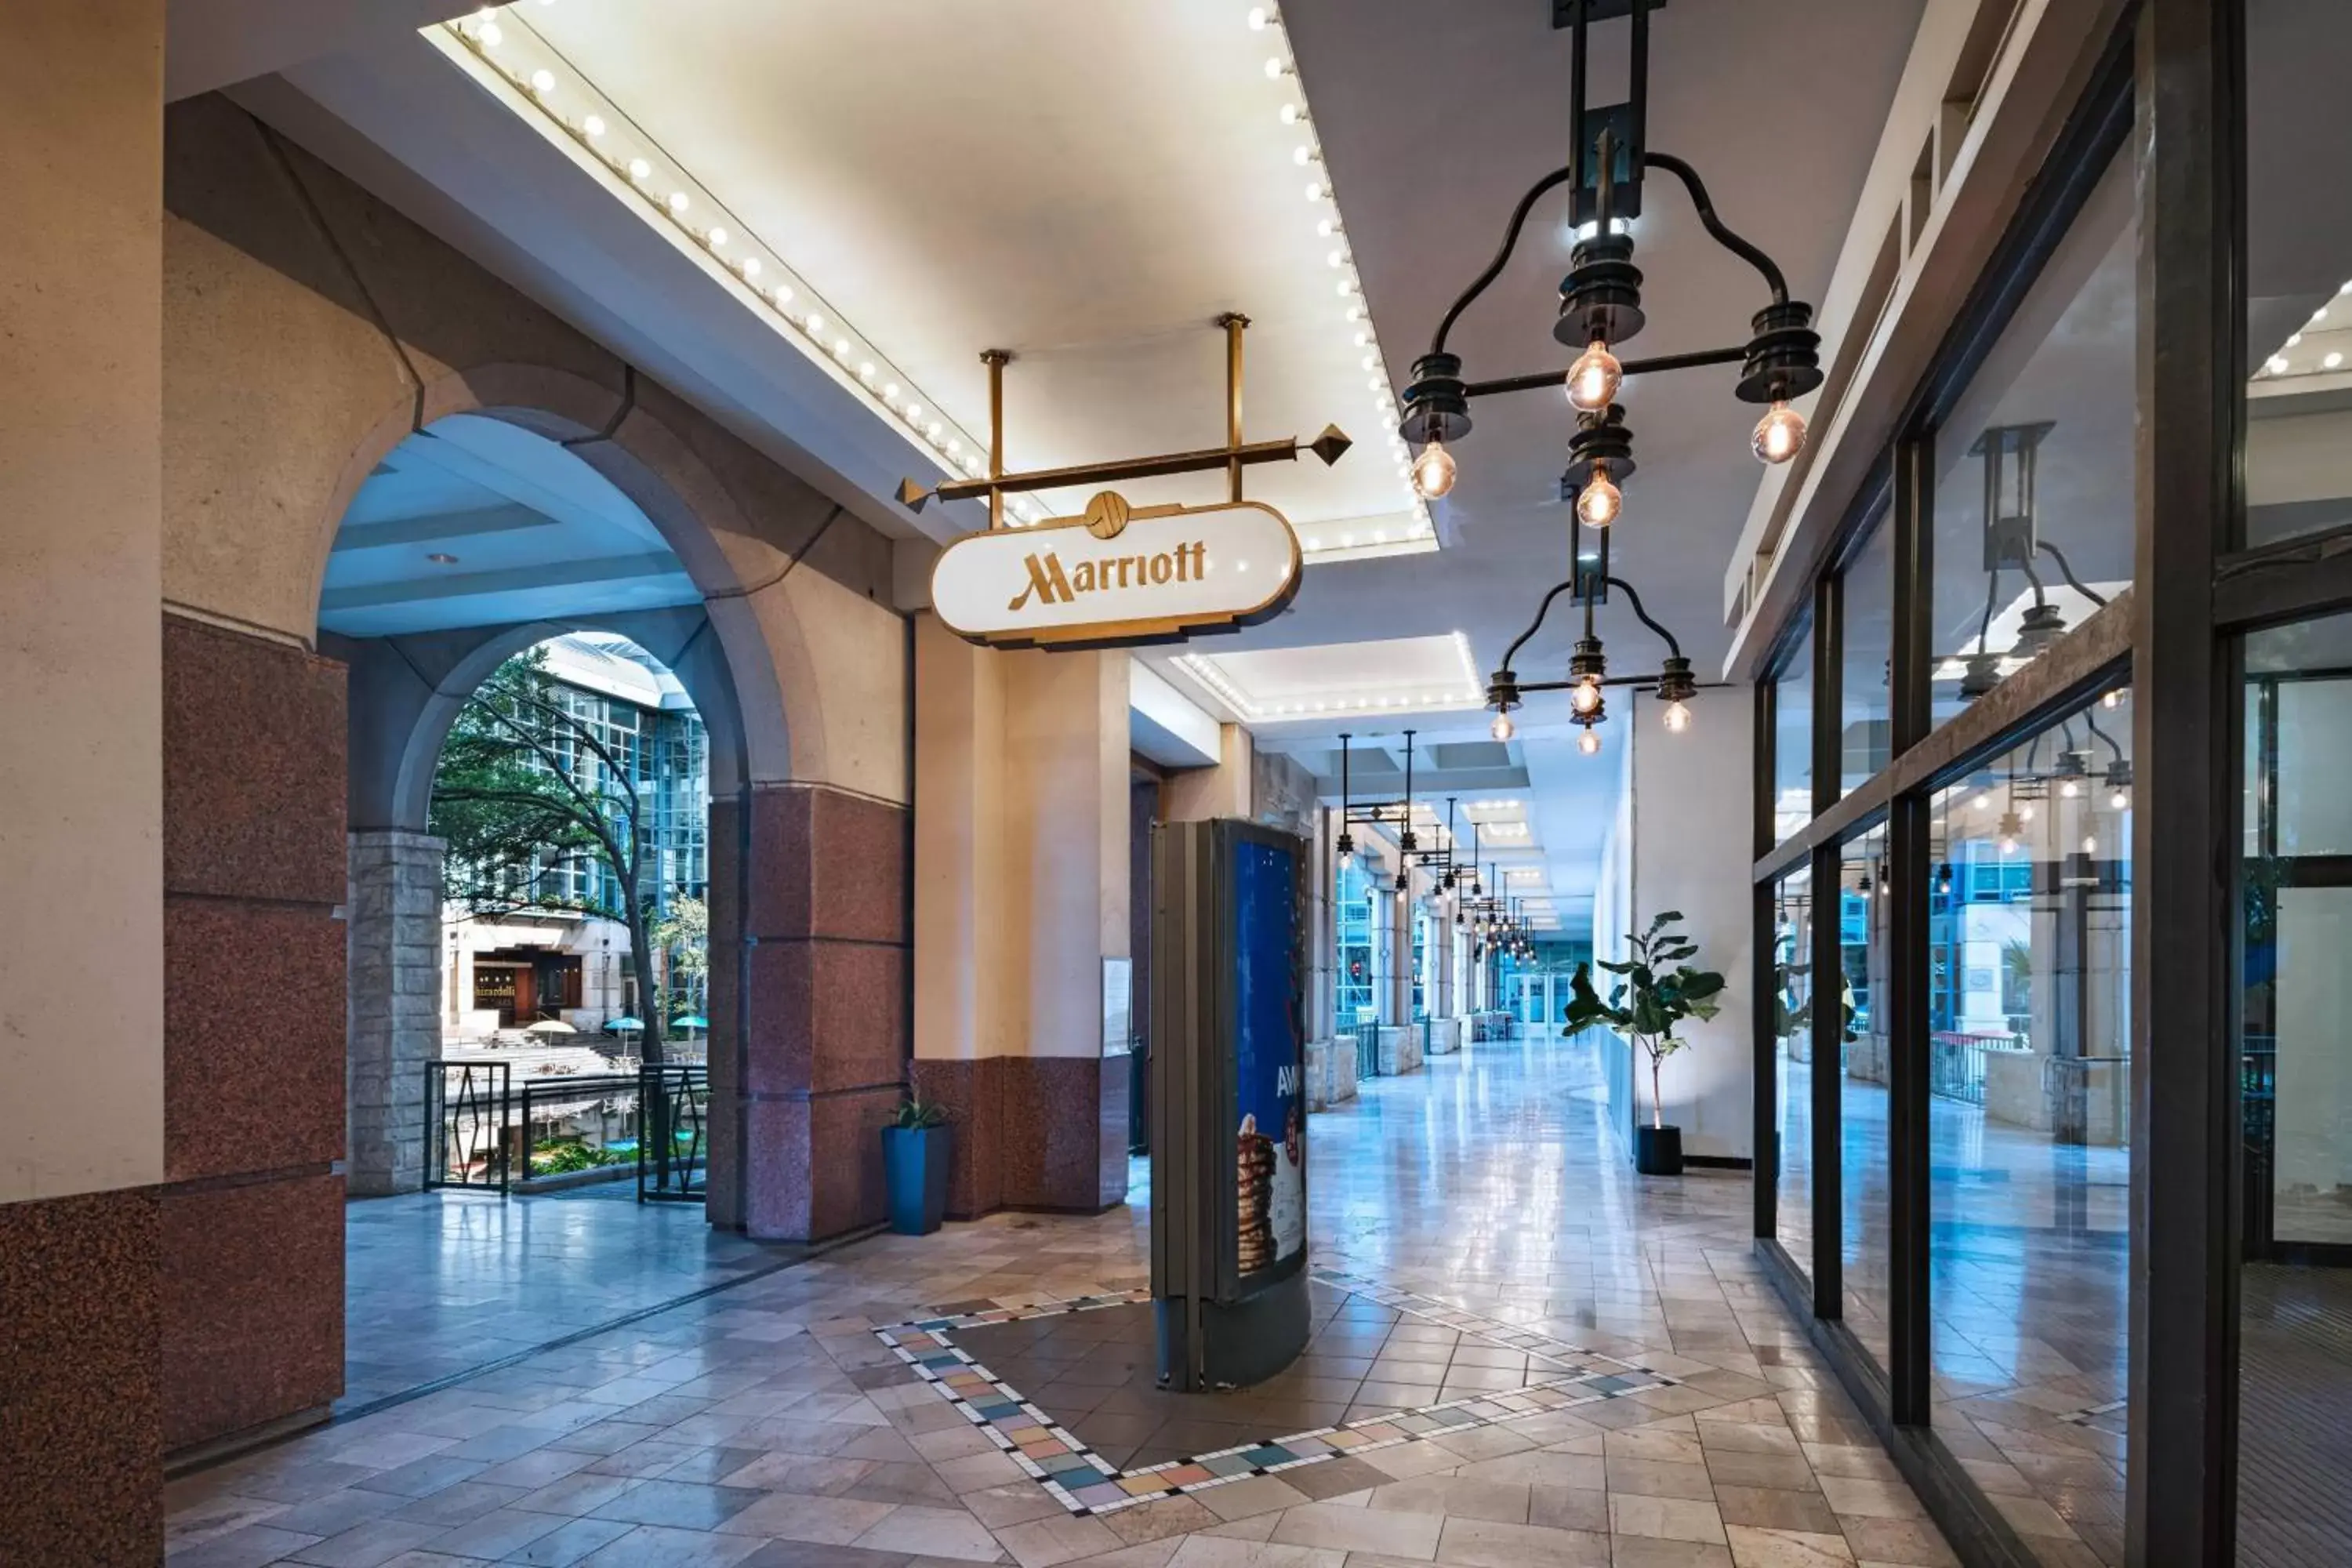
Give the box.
[930,492,1301,650]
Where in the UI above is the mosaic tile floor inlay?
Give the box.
[872,1273,1678,1515]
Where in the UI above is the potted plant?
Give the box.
[881,1093,952,1236]
[1565,911,1726,1176]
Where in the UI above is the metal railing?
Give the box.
[636,1065,709,1203]
[426,1061,510,1191]
[1927,1031,2028,1107]
[425,1062,709,1202]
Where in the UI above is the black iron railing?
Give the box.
[426,1061,512,1192]
[637,1065,709,1203]
[425,1061,708,1201]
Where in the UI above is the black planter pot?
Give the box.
[882,1124,952,1235]
[1634,1123,1684,1176]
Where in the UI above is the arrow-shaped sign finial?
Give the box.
[897,477,933,514]
[1309,425,1353,466]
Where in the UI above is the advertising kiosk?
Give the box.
[1149,818,1311,1391]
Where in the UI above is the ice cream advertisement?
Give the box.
[1233,839,1304,1276]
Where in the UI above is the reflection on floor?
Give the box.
[343,1182,793,1411]
[1786,1054,2130,1565]
[169,1029,1960,1568]
[2240,1262,2352,1567]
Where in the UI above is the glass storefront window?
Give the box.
[1772,864,1814,1283]
[1839,824,1892,1371]
[2238,612,2352,1563]
[1773,621,1815,842]
[1929,151,2136,731]
[1840,517,1894,796]
[1927,691,2132,1563]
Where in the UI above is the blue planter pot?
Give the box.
[883,1124,952,1236]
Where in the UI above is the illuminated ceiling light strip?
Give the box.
[1253,4,1434,550]
[1174,648,1490,724]
[426,11,1059,526]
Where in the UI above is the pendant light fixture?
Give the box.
[1399,0,1824,530]
[1481,528,1701,753]
[1954,423,2113,702]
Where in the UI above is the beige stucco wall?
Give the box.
[159,93,906,797]
[913,618,1130,1063]
[0,0,167,1202]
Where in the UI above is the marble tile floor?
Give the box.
[341,1182,798,1411]
[170,1029,1963,1566]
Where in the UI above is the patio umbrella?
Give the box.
[607,1016,644,1033]
[524,1019,578,1035]
[673,1015,708,1034]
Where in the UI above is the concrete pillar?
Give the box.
[912,617,1129,1216]
[0,1,166,1555]
[347,831,444,1195]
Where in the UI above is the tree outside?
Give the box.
[432,644,705,1065]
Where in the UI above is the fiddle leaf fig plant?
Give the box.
[1564,911,1726,1131]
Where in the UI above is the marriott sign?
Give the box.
[930,495,1301,649]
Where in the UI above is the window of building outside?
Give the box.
[1335,857,1377,1033]
[1929,150,2135,733]
[1839,516,1894,795]
[1411,908,1428,1022]
[1926,688,2132,1563]
[1771,863,1815,1285]
[1838,822,1892,1371]
[1773,620,1816,842]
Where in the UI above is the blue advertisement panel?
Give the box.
[1232,839,1304,1279]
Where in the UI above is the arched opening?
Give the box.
[323,412,779,1410]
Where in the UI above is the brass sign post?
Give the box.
[896,317,1353,521]
[908,317,1359,652]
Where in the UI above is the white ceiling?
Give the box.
[215,0,1928,931]
[321,414,695,637]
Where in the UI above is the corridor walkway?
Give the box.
[168,1030,1955,1568]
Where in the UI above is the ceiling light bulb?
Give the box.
[772,284,793,304]
[2110,788,2130,811]
[2268,356,2291,375]
[1974,793,1991,811]
[706,227,728,248]
[583,114,606,138]
[2060,779,2079,798]
[1247,6,1271,29]
[905,401,922,422]
[1411,440,1457,499]
[1294,145,1319,166]
[2329,352,2346,370]
[1569,678,1602,716]
[741,257,761,277]
[1752,401,1808,464]
[2288,333,2304,347]
[667,191,689,214]
[1305,180,1328,202]
[1490,711,1515,742]
[530,68,557,94]
[805,313,825,334]
[1281,103,1304,125]
[857,362,874,380]
[2103,688,2124,709]
[927,420,945,440]
[832,338,851,358]
[1265,56,1289,79]
[628,158,651,181]
[1338,277,1358,296]
[1575,469,1621,528]
[1330,249,1348,269]
[1663,699,1691,733]
[1566,339,1621,412]
[2082,834,2099,855]
[2020,802,2035,821]
[477,21,503,46]
[882,382,898,399]
[1578,728,1602,757]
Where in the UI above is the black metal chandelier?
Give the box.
[1483,527,1703,755]
[1396,0,1823,522]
